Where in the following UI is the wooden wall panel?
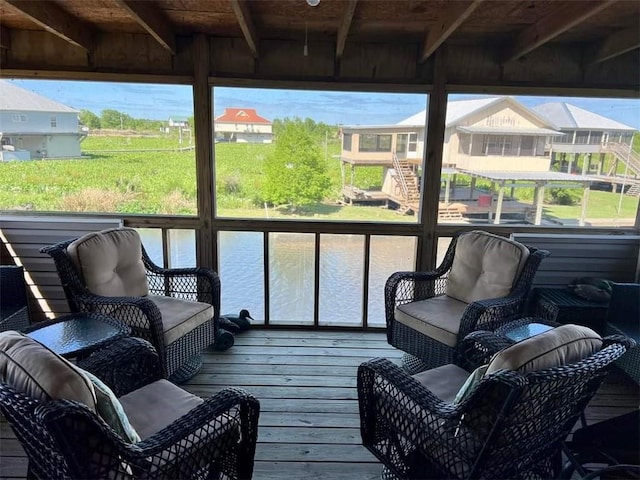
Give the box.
[339,42,419,81]
[259,39,335,78]
[511,233,640,288]
[211,37,255,75]
[0,216,123,319]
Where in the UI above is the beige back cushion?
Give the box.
[486,324,603,374]
[446,231,529,304]
[67,227,149,297]
[0,331,97,411]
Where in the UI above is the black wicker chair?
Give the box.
[0,336,260,480]
[40,227,220,383]
[385,230,549,371]
[358,327,633,480]
[0,265,31,332]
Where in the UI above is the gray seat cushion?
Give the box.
[412,363,470,403]
[148,295,213,345]
[119,379,204,439]
[395,295,469,347]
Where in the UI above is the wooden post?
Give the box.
[534,183,545,225]
[193,33,216,270]
[418,47,447,272]
[493,183,505,225]
[444,174,451,204]
[579,184,590,226]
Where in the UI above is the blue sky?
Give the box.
[8,78,640,130]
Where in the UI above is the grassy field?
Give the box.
[0,133,637,224]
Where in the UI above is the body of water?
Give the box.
[138,229,450,327]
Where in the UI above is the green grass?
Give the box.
[0,134,637,224]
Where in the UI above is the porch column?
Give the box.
[579,184,590,226]
[567,154,574,173]
[534,182,545,225]
[493,183,505,225]
[444,174,451,203]
[470,176,477,198]
[581,154,589,175]
[193,33,215,270]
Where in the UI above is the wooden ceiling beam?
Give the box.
[420,0,483,63]
[589,27,640,64]
[505,0,617,63]
[114,0,176,55]
[230,0,259,58]
[3,0,95,51]
[0,25,11,50]
[336,0,358,60]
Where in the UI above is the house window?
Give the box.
[343,133,352,151]
[575,131,589,144]
[50,116,57,128]
[483,135,513,155]
[520,136,534,155]
[359,134,392,152]
[11,114,27,123]
[408,133,418,152]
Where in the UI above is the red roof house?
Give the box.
[214,108,273,143]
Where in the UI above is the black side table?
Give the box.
[532,287,609,333]
[25,312,130,359]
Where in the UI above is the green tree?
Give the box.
[100,109,133,129]
[262,121,331,210]
[79,109,101,129]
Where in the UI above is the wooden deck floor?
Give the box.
[1,329,638,479]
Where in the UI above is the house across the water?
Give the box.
[214,107,273,144]
[0,80,86,161]
[339,96,638,222]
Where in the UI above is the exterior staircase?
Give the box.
[625,183,640,197]
[391,153,420,214]
[603,142,640,177]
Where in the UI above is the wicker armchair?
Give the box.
[358,325,632,480]
[41,227,220,383]
[0,265,31,332]
[385,230,549,371]
[0,335,260,480]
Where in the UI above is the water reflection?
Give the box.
[137,228,432,327]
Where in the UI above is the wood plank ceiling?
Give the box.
[0,0,638,92]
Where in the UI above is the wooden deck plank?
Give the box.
[1,329,638,480]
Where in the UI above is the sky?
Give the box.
[6,78,640,130]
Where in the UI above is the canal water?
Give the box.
[138,229,450,328]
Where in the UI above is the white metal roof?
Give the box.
[532,102,635,131]
[0,80,79,113]
[456,126,563,136]
[458,169,593,183]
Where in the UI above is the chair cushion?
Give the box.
[67,227,149,297]
[412,363,470,403]
[395,295,469,347]
[446,231,529,304]
[148,296,214,345]
[79,368,142,443]
[0,331,97,411]
[119,379,204,439]
[486,324,602,374]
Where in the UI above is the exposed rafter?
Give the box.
[3,0,95,51]
[505,0,617,63]
[589,27,640,64]
[420,0,483,63]
[336,0,358,60]
[114,0,176,55]
[0,25,11,50]
[230,0,259,58]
